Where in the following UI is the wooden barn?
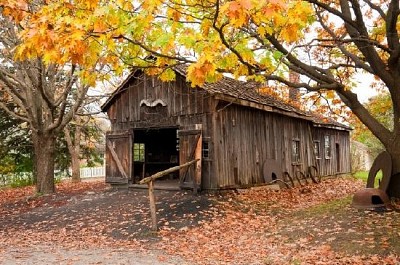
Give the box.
[101,66,351,190]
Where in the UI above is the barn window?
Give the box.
[324,135,331,159]
[292,139,301,163]
[313,141,321,159]
[202,141,210,159]
[134,143,145,162]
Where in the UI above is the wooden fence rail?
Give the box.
[140,159,199,231]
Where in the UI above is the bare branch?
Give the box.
[363,0,386,19]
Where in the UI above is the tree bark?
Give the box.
[32,131,56,194]
[70,152,81,182]
[386,141,400,198]
[64,126,82,182]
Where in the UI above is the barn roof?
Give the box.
[101,66,351,131]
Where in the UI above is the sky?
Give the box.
[351,73,378,103]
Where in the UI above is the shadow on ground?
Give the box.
[1,187,218,243]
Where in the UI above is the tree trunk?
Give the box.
[386,142,400,198]
[70,152,81,182]
[32,151,37,185]
[64,126,81,182]
[32,131,56,194]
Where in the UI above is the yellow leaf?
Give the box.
[280,24,299,43]
[93,20,108,33]
[159,68,176,81]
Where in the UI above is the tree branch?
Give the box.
[386,0,400,68]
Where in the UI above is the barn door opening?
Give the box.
[336,143,340,173]
[133,128,180,184]
[178,125,202,191]
[105,130,133,184]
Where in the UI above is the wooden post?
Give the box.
[139,159,199,232]
[194,135,202,194]
[148,180,157,231]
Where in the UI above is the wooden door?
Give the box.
[105,130,133,184]
[178,125,202,191]
[336,143,340,173]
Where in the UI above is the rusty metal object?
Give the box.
[307,166,321,184]
[367,151,392,192]
[262,159,282,183]
[295,170,307,186]
[282,171,295,188]
[352,188,390,209]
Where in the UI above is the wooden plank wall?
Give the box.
[107,73,212,131]
[106,72,216,190]
[312,127,351,176]
[211,104,351,189]
[105,71,351,190]
[212,104,273,189]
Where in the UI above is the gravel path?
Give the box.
[1,245,188,265]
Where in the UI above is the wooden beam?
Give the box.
[139,159,199,184]
[194,134,202,194]
[180,134,201,184]
[177,129,202,136]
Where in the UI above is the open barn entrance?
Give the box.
[132,128,179,185]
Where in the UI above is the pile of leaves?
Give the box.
[157,177,400,264]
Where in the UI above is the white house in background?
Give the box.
[351,140,374,171]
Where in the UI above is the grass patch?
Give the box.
[353,171,382,187]
[353,171,369,182]
[295,196,352,218]
[8,174,34,188]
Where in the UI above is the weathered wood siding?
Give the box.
[105,130,132,184]
[312,127,351,176]
[210,103,351,189]
[104,71,351,190]
[106,72,215,188]
[107,73,212,130]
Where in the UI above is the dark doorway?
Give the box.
[336,143,340,173]
[132,128,179,183]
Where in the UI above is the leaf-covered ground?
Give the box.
[1,177,399,264]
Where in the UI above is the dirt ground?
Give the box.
[0,183,214,264]
[1,177,400,264]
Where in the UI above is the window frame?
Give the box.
[133,143,145,162]
[324,135,331,159]
[292,138,301,164]
[202,137,211,160]
[313,140,321,159]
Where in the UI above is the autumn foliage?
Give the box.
[1,0,313,87]
[3,1,400,194]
